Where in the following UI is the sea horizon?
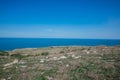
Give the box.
[0,37,120,40]
[0,38,120,51]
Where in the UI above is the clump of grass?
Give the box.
[80,48,85,51]
[0,66,5,78]
[0,50,9,56]
[41,52,49,56]
[43,69,57,76]
[101,53,120,62]
[0,66,18,79]
[87,47,91,50]
[68,52,120,80]
[36,75,47,80]
[60,51,64,53]
[36,69,57,80]
[10,53,24,60]
[68,63,99,80]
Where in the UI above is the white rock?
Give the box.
[8,77,12,80]
[59,56,67,59]
[19,60,25,64]
[86,51,90,54]
[4,63,13,67]
[46,56,49,59]
[1,78,6,80]
[40,59,44,63]
[4,59,18,67]
[13,59,18,64]
[67,52,74,54]
[53,57,58,60]
[72,54,75,58]
[66,64,69,67]
[74,55,81,59]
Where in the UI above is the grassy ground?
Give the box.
[0,46,120,80]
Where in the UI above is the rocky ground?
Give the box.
[0,46,120,80]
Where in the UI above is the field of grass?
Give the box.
[0,46,120,80]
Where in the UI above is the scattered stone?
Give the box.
[8,77,12,80]
[1,46,120,80]
[59,56,67,59]
[4,63,12,67]
[40,59,45,63]
[13,59,18,64]
[1,78,6,80]
[84,50,90,54]
[72,54,75,58]
[66,64,69,67]
[93,50,97,54]
[86,51,90,54]
[47,76,53,80]
[67,52,74,54]
[46,56,49,59]
[4,59,18,67]
[74,56,81,59]
[53,57,58,60]
[18,60,25,64]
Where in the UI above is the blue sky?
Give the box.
[0,0,120,39]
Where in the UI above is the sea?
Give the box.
[0,38,120,50]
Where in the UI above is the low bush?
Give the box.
[10,53,24,60]
[41,52,49,56]
[36,76,47,80]
[0,50,9,56]
[60,51,64,53]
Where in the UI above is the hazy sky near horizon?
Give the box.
[0,0,120,39]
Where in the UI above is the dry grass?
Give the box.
[0,46,120,80]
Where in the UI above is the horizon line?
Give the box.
[0,37,120,40]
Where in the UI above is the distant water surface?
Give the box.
[0,38,120,50]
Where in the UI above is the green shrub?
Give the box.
[10,54,24,60]
[60,51,64,53]
[36,76,47,80]
[0,66,5,78]
[43,69,57,76]
[41,52,49,56]
[0,50,9,56]
[68,63,98,80]
[80,48,85,50]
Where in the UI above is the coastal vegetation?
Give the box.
[0,51,9,56]
[41,52,49,56]
[0,46,120,80]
